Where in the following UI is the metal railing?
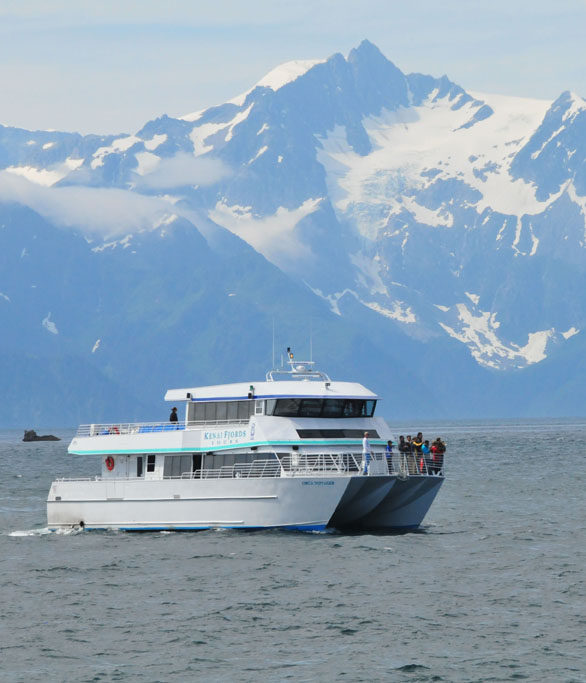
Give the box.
[75,418,249,438]
[187,452,444,480]
[56,451,444,482]
[391,451,445,477]
[166,451,445,479]
[169,453,361,479]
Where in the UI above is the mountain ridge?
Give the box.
[1,40,586,424]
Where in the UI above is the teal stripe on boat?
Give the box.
[69,439,388,455]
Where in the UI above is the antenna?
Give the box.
[310,322,313,362]
[272,318,275,369]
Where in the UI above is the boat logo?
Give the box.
[203,428,248,446]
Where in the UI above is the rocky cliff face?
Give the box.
[1,40,585,424]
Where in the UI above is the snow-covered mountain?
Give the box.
[1,40,586,424]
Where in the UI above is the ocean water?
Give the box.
[1,420,585,683]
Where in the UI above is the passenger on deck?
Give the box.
[397,435,410,474]
[413,432,423,452]
[412,432,423,472]
[385,440,393,472]
[361,431,371,475]
[422,439,431,473]
[169,407,178,423]
[405,435,419,473]
[436,438,446,475]
[431,438,446,475]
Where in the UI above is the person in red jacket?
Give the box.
[430,438,445,475]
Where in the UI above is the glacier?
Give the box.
[1,39,586,424]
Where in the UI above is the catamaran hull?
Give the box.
[48,474,443,532]
[47,476,351,532]
[329,475,444,530]
[347,476,444,529]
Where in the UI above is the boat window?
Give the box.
[163,454,193,478]
[227,401,238,420]
[322,399,346,418]
[146,454,156,473]
[343,400,361,417]
[255,401,264,415]
[237,401,252,419]
[137,456,143,477]
[216,402,227,421]
[273,398,302,416]
[272,398,376,418]
[265,399,276,416]
[204,402,216,421]
[187,400,258,423]
[300,398,323,417]
[297,428,380,439]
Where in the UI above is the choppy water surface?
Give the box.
[1,420,585,682]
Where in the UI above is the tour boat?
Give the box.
[47,350,444,532]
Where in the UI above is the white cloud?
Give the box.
[0,171,174,236]
[209,198,321,268]
[134,153,231,189]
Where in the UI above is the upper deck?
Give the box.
[165,353,378,403]
[69,351,386,454]
[165,379,377,403]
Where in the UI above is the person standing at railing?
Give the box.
[385,440,394,473]
[430,438,445,475]
[398,436,408,473]
[435,438,446,475]
[361,431,371,475]
[169,407,178,423]
[422,439,431,473]
[412,432,423,472]
[405,435,417,474]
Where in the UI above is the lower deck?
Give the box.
[63,450,444,484]
[48,450,444,531]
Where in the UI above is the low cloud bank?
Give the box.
[0,171,174,236]
[134,153,231,189]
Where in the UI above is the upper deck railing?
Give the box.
[75,419,249,438]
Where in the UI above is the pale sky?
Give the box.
[0,0,584,135]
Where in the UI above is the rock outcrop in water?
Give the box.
[23,430,60,442]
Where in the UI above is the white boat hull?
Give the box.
[48,473,443,532]
[47,476,351,532]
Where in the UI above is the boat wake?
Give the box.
[8,526,83,537]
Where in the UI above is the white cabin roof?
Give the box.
[165,380,378,403]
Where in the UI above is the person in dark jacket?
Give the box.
[412,432,424,472]
[412,432,423,454]
[169,407,178,422]
[385,440,394,472]
[434,437,446,475]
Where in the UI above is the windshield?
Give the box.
[268,398,376,418]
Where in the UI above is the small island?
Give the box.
[23,430,61,442]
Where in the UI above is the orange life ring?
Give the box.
[105,456,115,471]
